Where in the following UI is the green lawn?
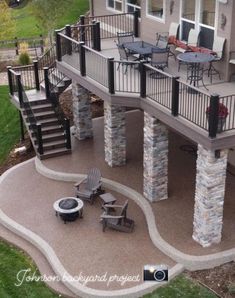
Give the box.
[0,240,59,298]
[0,86,20,164]
[11,0,89,38]
[143,275,217,298]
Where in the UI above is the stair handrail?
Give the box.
[11,69,44,155]
[43,67,71,149]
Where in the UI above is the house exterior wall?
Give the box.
[91,0,235,82]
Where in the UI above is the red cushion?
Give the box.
[168,35,177,45]
[199,47,217,55]
[188,45,201,52]
[175,40,188,50]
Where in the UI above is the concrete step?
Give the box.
[29,99,50,106]
[27,111,55,121]
[23,104,53,114]
[40,148,71,159]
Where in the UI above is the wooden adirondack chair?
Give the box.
[74,168,104,204]
[100,200,135,233]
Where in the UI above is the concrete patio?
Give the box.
[1,110,235,297]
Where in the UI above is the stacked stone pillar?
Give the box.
[104,102,126,167]
[193,145,228,247]
[72,82,93,140]
[143,112,168,202]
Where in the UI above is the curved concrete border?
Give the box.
[0,158,184,298]
[35,157,235,270]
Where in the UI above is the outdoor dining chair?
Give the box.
[150,48,169,71]
[117,44,139,74]
[74,168,104,204]
[117,31,134,46]
[100,200,135,233]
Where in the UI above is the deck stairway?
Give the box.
[8,46,72,159]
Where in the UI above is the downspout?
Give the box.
[89,0,94,16]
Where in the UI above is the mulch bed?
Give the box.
[1,89,235,297]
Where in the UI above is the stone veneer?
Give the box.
[143,112,168,202]
[193,145,228,247]
[104,102,126,167]
[72,82,93,140]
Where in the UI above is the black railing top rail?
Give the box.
[9,68,20,76]
[86,12,135,19]
[83,44,108,58]
[37,44,56,69]
[219,94,235,100]
[58,32,83,45]
[11,64,34,71]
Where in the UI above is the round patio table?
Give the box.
[177,52,214,89]
[53,197,84,223]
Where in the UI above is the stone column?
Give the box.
[193,145,228,247]
[143,112,168,202]
[72,82,93,140]
[104,102,126,167]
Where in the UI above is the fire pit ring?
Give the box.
[53,197,84,223]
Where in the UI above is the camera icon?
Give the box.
[143,265,168,282]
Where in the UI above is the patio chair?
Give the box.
[117,44,139,74]
[150,48,169,74]
[176,29,200,71]
[156,34,168,50]
[74,168,104,204]
[100,200,134,233]
[207,36,226,83]
[117,31,134,47]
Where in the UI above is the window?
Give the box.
[180,0,217,48]
[199,0,216,48]
[107,0,123,12]
[181,0,195,41]
[126,0,141,18]
[147,0,164,20]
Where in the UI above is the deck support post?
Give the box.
[192,144,228,247]
[72,82,93,140]
[104,102,126,167]
[143,112,168,202]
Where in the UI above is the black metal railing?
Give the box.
[178,81,211,132]
[219,95,235,132]
[10,64,36,90]
[145,64,174,110]
[44,67,71,149]
[85,11,139,39]
[113,60,140,93]
[83,45,109,88]
[13,74,43,154]
[38,45,56,83]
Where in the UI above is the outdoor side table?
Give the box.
[177,52,214,90]
[53,197,84,224]
[99,193,117,206]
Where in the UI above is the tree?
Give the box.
[30,0,72,43]
[0,0,15,40]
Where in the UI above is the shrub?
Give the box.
[18,42,31,65]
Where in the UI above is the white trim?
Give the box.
[106,0,123,13]
[146,0,166,24]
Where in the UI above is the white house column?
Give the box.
[72,82,93,140]
[104,102,126,167]
[143,112,168,202]
[193,145,228,247]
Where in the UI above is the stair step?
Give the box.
[29,118,59,128]
[35,132,65,144]
[23,104,53,114]
[43,140,67,151]
[27,111,55,121]
[40,148,71,160]
[29,99,50,106]
[31,125,63,137]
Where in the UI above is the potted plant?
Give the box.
[206,103,228,133]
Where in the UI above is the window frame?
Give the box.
[106,0,123,13]
[146,0,166,23]
[126,0,141,17]
[180,0,218,42]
